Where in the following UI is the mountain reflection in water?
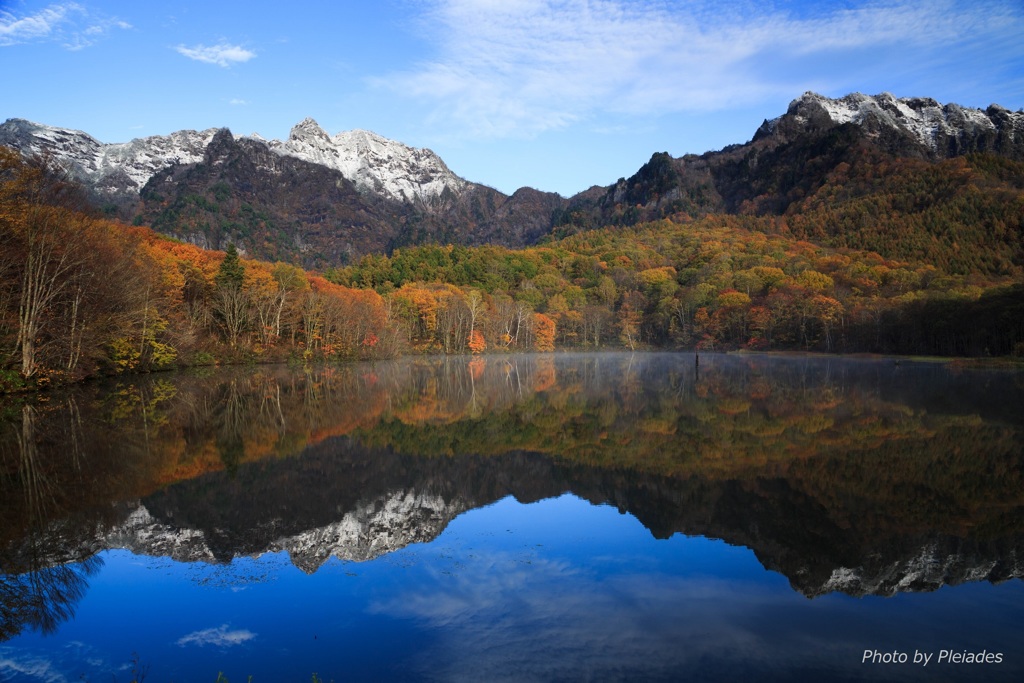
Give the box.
[1,352,1023,677]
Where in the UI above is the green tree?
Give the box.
[214,244,249,347]
[216,243,245,290]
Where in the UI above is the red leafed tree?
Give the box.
[467,329,486,354]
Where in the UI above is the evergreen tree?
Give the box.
[214,244,248,346]
[216,243,245,290]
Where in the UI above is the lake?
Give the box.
[1,352,1022,682]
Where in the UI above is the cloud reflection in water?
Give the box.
[176,624,257,648]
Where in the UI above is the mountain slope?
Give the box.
[558,92,1024,276]
[136,128,565,267]
[3,91,1023,275]
[139,128,400,266]
[0,116,567,267]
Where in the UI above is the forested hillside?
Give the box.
[2,144,1022,391]
[330,216,1024,357]
[4,94,1022,284]
[0,149,393,389]
[559,142,1024,279]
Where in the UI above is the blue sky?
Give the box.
[2,0,1023,197]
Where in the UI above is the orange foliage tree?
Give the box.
[467,329,486,354]
[533,313,556,352]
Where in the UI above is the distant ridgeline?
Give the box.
[1,91,1023,385]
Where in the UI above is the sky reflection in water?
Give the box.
[1,353,1023,681]
[3,493,1023,682]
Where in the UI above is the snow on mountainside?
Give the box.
[3,92,1020,209]
[263,117,467,203]
[99,491,467,573]
[757,91,1024,156]
[269,489,466,573]
[89,496,1024,596]
[0,118,218,196]
[813,543,1024,598]
[0,116,466,204]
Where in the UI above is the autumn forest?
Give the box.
[1,143,1022,391]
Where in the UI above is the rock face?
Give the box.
[814,539,1024,598]
[267,118,467,204]
[755,91,1024,159]
[268,490,466,572]
[0,118,218,201]
[103,504,217,564]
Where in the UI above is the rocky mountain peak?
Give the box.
[0,115,469,206]
[755,91,1024,159]
[96,489,468,573]
[269,120,468,203]
[288,117,331,143]
[0,118,220,197]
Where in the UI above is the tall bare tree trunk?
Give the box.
[17,207,81,377]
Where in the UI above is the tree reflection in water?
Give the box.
[0,553,102,641]
[1,402,103,640]
[0,352,1022,636]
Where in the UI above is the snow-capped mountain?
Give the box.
[0,118,219,198]
[4,92,1022,209]
[265,117,467,203]
[0,116,467,204]
[4,436,1022,600]
[268,489,466,573]
[756,91,1024,157]
[103,503,217,564]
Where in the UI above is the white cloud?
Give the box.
[176,42,256,67]
[176,624,257,648]
[229,98,249,106]
[0,2,130,49]
[0,654,67,683]
[379,0,1024,139]
[0,3,81,45]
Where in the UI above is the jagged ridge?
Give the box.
[0,118,218,198]
[0,116,467,205]
[102,491,466,574]
[756,91,1024,158]
[267,117,467,203]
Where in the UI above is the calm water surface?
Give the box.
[1,352,1023,682]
